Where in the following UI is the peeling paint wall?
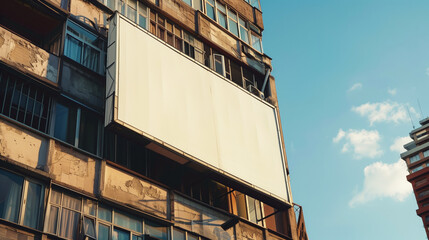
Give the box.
[174,194,235,240]
[236,222,264,240]
[48,140,99,194]
[0,119,48,169]
[198,14,240,59]
[102,165,169,218]
[0,27,59,83]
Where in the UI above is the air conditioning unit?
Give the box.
[247,85,264,99]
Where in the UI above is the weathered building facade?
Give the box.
[401,117,429,238]
[0,0,308,240]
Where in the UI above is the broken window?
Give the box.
[0,70,52,133]
[64,20,105,75]
[0,168,45,230]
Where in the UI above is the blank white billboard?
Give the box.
[106,14,290,203]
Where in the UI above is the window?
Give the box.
[411,165,425,173]
[251,33,263,52]
[45,189,161,240]
[53,101,102,155]
[0,70,52,133]
[127,0,137,22]
[64,20,105,75]
[227,9,239,36]
[213,54,225,76]
[247,196,263,226]
[424,150,429,158]
[246,0,260,9]
[0,168,45,230]
[138,4,148,29]
[206,0,216,20]
[216,3,227,29]
[410,154,421,164]
[239,17,249,44]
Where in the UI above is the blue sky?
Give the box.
[262,0,429,239]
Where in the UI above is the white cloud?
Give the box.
[352,101,418,126]
[333,129,382,159]
[348,83,362,92]
[333,129,346,143]
[390,136,411,153]
[349,159,412,207]
[388,88,397,96]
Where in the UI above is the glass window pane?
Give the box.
[113,228,130,240]
[173,228,185,240]
[65,35,82,63]
[83,45,100,73]
[84,217,96,238]
[132,235,143,240]
[251,34,262,52]
[183,0,191,6]
[424,150,429,158]
[50,189,62,205]
[139,15,147,29]
[62,193,81,211]
[46,206,59,234]
[228,19,238,36]
[188,233,198,240]
[23,182,43,229]
[114,211,142,233]
[240,26,249,43]
[193,0,202,11]
[78,109,99,154]
[84,199,97,216]
[206,3,215,20]
[99,223,111,240]
[0,169,23,223]
[145,221,168,240]
[218,12,227,28]
[54,102,77,145]
[228,10,237,21]
[59,209,80,239]
[98,204,112,222]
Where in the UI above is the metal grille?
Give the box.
[0,71,52,133]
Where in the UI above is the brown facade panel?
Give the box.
[161,0,196,31]
[222,0,253,24]
[254,8,264,30]
[198,13,240,59]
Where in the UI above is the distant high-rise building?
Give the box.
[401,117,429,238]
[0,0,307,239]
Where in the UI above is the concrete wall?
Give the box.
[173,194,235,240]
[0,223,41,240]
[0,119,48,170]
[101,164,169,219]
[236,222,264,240]
[0,26,59,84]
[47,140,100,195]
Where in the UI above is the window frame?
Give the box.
[0,168,46,230]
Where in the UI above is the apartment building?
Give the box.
[0,0,308,239]
[401,117,429,238]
